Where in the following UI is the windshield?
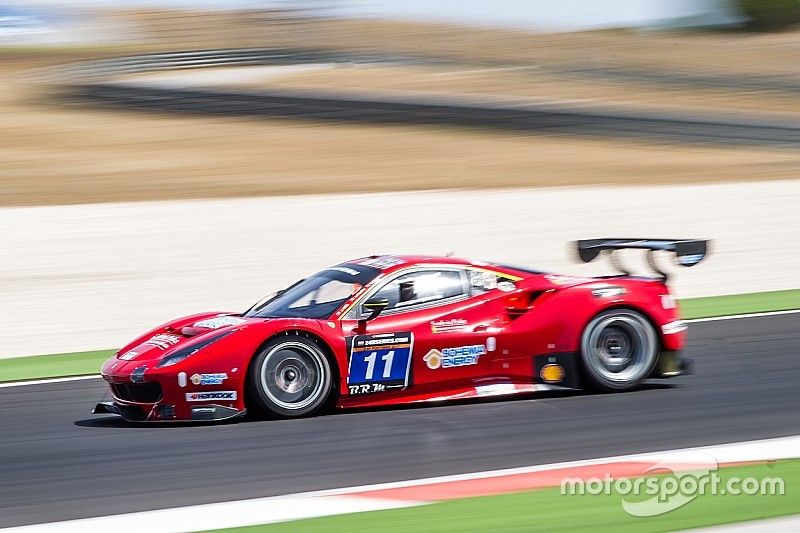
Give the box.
[244,263,381,319]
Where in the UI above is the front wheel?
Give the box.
[248,333,334,418]
[580,309,658,392]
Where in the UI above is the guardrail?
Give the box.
[43,48,419,82]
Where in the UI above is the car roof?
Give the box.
[346,255,541,278]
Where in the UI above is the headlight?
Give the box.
[157,330,236,368]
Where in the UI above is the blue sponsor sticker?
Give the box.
[190,373,228,386]
[348,332,413,395]
[426,345,486,369]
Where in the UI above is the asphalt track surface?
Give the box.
[71,83,800,147]
[49,48,800,147]
[1,314,798,528]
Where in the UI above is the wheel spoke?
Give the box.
[259,342,326,411]
[581,310,657,389]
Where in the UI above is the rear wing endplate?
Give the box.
[576,238,709,281]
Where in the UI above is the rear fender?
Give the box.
[547,281,685,353]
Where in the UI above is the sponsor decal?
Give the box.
[470,270,498,291]
[119,350,139,361]
[348,331,413,395]
[143,333,181,350]
[423,349,443,369]
[185,391,237,402]
[544,274,593,286]
[497,281,516,292]
[426,344,486,369]
[190,373,228,386]
[357,256,405,269]
[540,363,565,383]
[469,270,519,292]
[327,266,360,276]
[441,345,486,367]
[194,316,246,329]
[350,383,388,395]
[591,286,625,298]
[430,318,468,333]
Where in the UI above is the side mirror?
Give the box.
[357,297,389,333]
[362,297,389,320]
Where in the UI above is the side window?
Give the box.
[468,269,517,294]
[289,279,357,309]
[362,269,466,315]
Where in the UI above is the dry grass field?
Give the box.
[1,11,799,207]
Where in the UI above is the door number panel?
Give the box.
[348,332,413,395]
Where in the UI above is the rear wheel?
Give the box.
[580,309,658,392]
[248,333,334,418]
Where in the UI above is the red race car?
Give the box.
[94,238,707,422]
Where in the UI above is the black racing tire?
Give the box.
[579,308,658,392]
[247,332,334,418]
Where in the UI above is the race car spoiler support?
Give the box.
[576,238,709,281]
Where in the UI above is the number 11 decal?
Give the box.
[363,350,397,380]
[348,333,413,396]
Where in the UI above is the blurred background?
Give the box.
[1,0,799,356]
[1,2,800,532]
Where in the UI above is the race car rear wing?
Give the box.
[576,238,709,281]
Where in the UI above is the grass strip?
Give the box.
[680,288,800,319]
[0,349,114,383]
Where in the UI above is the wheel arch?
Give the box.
[244,328,341,409]
[577,303,663,352]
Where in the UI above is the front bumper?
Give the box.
[94,357,247,422]
[93,400,245,422]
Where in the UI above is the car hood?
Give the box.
[115,314,255,364]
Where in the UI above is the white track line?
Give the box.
[0,308,796,389]
[0,495,423,533]
[687,308,800,323]
[4,434,799,533]
[0,375,100,389]
[687,515,800,533]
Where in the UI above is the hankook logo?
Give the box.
[185,391,237,402]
